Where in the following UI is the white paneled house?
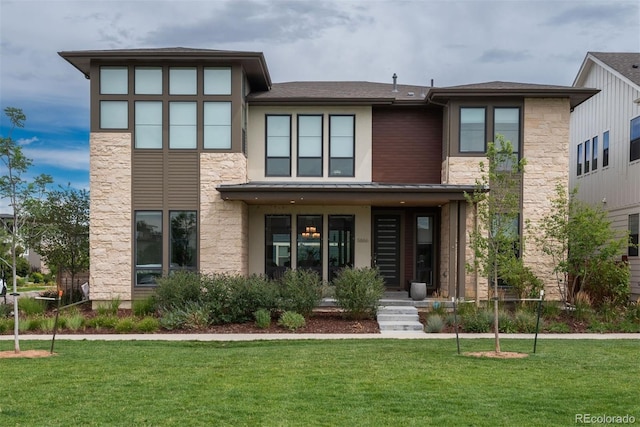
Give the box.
[570,52,640,299]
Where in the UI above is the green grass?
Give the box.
[1,339,639,426]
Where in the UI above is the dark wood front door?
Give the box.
[373,214,401,288]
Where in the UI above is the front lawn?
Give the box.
[2,339,639,426]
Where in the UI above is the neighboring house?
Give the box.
[0,213,44,273]
[570,52,640,299]
[59,48,596,308]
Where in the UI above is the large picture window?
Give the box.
[265,215,291,279]
[631,116,640,162]
[297,215,322,277]
[135,211,162,286]
[135,101,162,149]
[170,211,197,272]
[169,102,197,149]
[328,215,354,280]
[630,214,639,257]
[460,107,486,152]
[204,102,231,149]
[329,115,355,177]
[297,115,323,176]
[266,115,291,176]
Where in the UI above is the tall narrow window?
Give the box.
[603,131,610,167]
[135,67,162,95]
[204,102,231,149]
[584,139,590,173]
[265,215,291,279]
[169,67,197,95]
[592,136,598,170]
[169,102,197,149]
[631,116,640,162]
[297,215,322,277]
[415,216,434,285]
[135,211,162,286]
[494,107,520,155]
[204,67,231,95]
[630,214,639,257]
[328,215,354,280]
[266,115,291,176]
[329,115,355,177]
[100,66,128,95]
[460,107,486,152]
[170,211,197,272]
[577,143,583,176]
[100,101,128,129]
[298,115,323,177]
[135,101,162,149]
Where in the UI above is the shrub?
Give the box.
[114,317,136,333]
[133,297,157,317]
[581,259,630,309]
[278,311,306,331]
[625,301,640,322]
[499,257,544,299]
[0,318,10,333]
[18,297,46,316]
[277,269,323,317]
[496,309,517,333]
[136,317,160,333]
[425,314,444,333]
[461,308,492,333]
[542,302,562,319]
[0,303,12,318]
[514,310,538,333]
[572,291,594,322]
[618,320,640,333]
[64,314,85,331]
[180,302,211,330]
[97,296,121,317]
[41,316,56,333]
[155,271,203,310]
[430,301,447,316]
[29,272,44,284]
[333,267,385,320]
[546,321,570,333]
[86,315,117,330]
[254,309,272,329]
[159,310,186,331]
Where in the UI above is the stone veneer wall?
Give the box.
[90,133,132,304]
[522,98,570,300]
[200,153,249,276]
[439,203,450,294]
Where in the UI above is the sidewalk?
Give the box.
[1,332,639,341]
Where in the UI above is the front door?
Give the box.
[373,214,401,288]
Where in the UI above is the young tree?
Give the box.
[465,135,526,353]
[25,185,89,300]
[0,107,52,353]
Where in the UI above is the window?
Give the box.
[135,67,162,95]
[169,102,197,149]
[265,215,291,279]
[584,139,590,173]
[100,66,128,95]
[630,214,639,257]
[577,143,583,176]
[170,211,197,272]
[603,131,610,167]
[135,102,162,148]
[460,107,486,152]
[266,115,291,176]
[631,116,640,162]
[204,67,231,95]
[169,67,197,95]
[592,136,598,170]
[204,102,231,149]
[297,115,323,177]
[494,108,520,155]
[100,101,128,129]
[415,216,434,285]
[329,115,355,176]
[135,211,162,286]
[297,215,322,277]
[328,215,354,280]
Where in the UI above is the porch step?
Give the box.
[377,305,424,333]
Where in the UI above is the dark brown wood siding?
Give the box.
[133,151,164,208]
[372,106,443,184]
[167,152,199,209]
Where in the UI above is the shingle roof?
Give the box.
[439,81,578,90]
[589,52,640,86]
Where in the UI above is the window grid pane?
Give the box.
[460,107,486,152]
[266,116,291,176]
[204,67,232,95]
[170,211,197,270]
[135,102,162,149]
[135,211,162,286]
[100,67,128,95]
[169,67,197,95]
[100,101,128,129]
[494,107,519,154]
[204,102,231,149]
[170,102,197,149]
[329,115,354,177]
[135,67,163,95]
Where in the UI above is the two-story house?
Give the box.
[570,52,640,299]
[59,47,596,308]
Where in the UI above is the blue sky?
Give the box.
[1,0,639,212]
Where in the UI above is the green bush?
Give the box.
[18,297,46,316]
[277,269,323,317]
[278,311,306,331]
[86,315,117,330]
[212,274,279,324]
[514,310,538,333]
[499,257,544,299]
[29,272,44,284]
[496,309,517,333]
[40,316,56,333]
[254,309,272,329]
[133,297,157,316]
[625,301,640,322]
[546,321,570,333]
[582,260,631,309]
[155,271,203,310]
[135,317,159,333]
[461,308,492,333]
[0,318,10,333]
[159,310,186,331]
[177,302,210,330]
[333,267,385,320]
[114,317,136,333]
[425,314,444,333]
[542,302,562,318]
[0,303,12,318]
[64,314,84,331]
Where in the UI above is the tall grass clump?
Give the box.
[132,297,157,316]
[333,267,385,319]
[18,297,46,316]
[425,314,445,333]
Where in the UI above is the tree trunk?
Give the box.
[493,260,500,353]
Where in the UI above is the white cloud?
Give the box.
[17,136,39,145]
[22,147,89,172]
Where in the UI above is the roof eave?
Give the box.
[428,88,599,109]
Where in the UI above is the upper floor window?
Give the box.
[631,116,640,162]
[629,213,639,257]
[135,101,162,149]
[460,107,486,152]
[329,115,355,177]
[135,67,162,95]
[204,102,231,149]
[584,139,590,173]
[603,131,610,167]
[169,102,197,149]
[577,143,583,176]
[297,115,323,177]
[204,67,231,95]
[266,115,291,176]
[592,136,598,170]
[494,107,520,155]
[100,66,128,95]
[100,101,128,129]
[169,67,197,95]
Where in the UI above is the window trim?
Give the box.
[297,114,324,177]
[265,114,292,177]
[329,114,355,177]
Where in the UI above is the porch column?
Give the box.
[457,202,467,299]
[447,201,459,298]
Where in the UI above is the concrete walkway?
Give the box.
[1,332,639,341]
